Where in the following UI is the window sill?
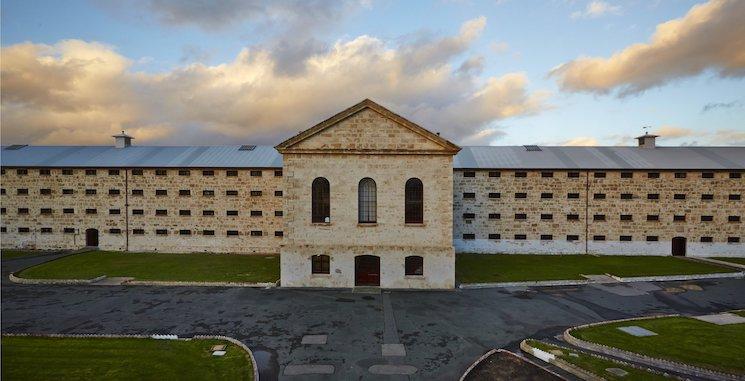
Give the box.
[312,222,332,226]
[405,223,425,227]
[404,275,424,279]
[357,223,378,227]
[311,273,332,277]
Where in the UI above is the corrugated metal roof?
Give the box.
[1,144,743,170]
[0,145,283,168]
[453,146,745,170]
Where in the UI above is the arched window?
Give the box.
[405,178,423,224]
[405,256,423,276]
[312,177,330,223]
[358,178,377,223]
[311,255,330,274]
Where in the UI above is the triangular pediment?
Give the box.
[275,99,460,155]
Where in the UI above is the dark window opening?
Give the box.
[312,255,330,274]
[405,256,424,276]
[312,177,330,223]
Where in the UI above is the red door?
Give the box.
[355,255,380,286]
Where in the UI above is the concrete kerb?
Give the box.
[9,272,106,285]
[519,340,602,381]
[2,332,260,381]
[685,256,745,271]
[563,315,743,381]
[8,273,278,288]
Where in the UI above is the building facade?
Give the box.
[1,100,744,288]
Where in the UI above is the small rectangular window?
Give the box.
[179,210,191,216]
[156,229,168,235]
[488,171,501,177]
[541,214,553,220]
[226,210,238,216]
[567,193,580,199]
[593,193,606,199]
[540,234,553,240]
[567,235,579,241]
[202,170,214,176]
[463,213,475,219]
[463,192,475,199]
[40,228,52,234]
[514,172,527,178]
[133,229,145,235]
[109,209,121,215]
[202,190,215,196]
[226,190,239,196]
[226,170,238,177]
[86,208,97,214]
[488,233,501,240]
[567,214,579,221]
[227,230,239,236]
[155,189,167,196]
[62,189,73,195]
[0,208,5,214]
[311,255,330,274]
[673,215,686,222]
[514,234,527,240]
[109,189,121,195]
[593,235,606,241]
[275,190,283,197]
[40,208,53,215]
[179,229,191,235]
[728,237,740,243]
[0,188,5,195]
[62,169,74,175]
[700,236,713,243]
[275,231,284,237]
[274,170,283,177]
[250,170,262,177]
[567,172,580,178]
[701,215,713,222]
[250,230,262,237]
[620,193,633,200]
[203,210,215,216]
[132,209,144,215]
[647,193,659,200]
[275,210,283,217]
[85,169,97,176]
[593,214,606,221]
[674,193,685,200]
[488,192,500,199]
[463,171,475,177]
[109,228,122,234]
[155,169,167,176]
[203,230,215,236]
[488,213,500,220]
[64,228,75,234]
[132,189,143,196]
[620,214,632,221]
[647,215,659,221]
[730,194,741,200]
[729,216,741,222]
[250,190,262,196]
[594,172,606,178]
[108,169,120,176]
[701,194,714,200]
[620,235,632,241]
[514,192,527,199]
[179,170,190,176]
[17,189,29,195]
[85,189,97,195]
[250,210,262,217]
[462,234,475,240]
[131,169,143,175]
[731,172,742,179]
[620,172,633,179]
[18,227,30,233]
[648,172,660,178]
[675,172,687,179]
[40,188,52,195]
[179,189,191,196]
[541,172,553,178]
[540,193,553,199]
[155,209,167,216]
[647,236,658,241]
[18,208,29,214]
[514,213,527,220]
[701,172,714,179]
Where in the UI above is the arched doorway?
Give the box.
[355,255,380,286]
[85,228,99,247]
[672,237,686,256]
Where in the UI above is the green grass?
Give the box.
[1,336,253,380]
[717,257,745,265]
[18,251,279,283]
[571,316,745,374]
[455,254,733,283]
[1,250,51,260]
[526,340,669,381]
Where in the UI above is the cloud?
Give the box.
[558,137,600,146]
[0,19,550,146]
[653,125,745,145]
[702,100,742,113]
[551,0,745,96]
[571,1,621,19]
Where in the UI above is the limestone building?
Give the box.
[1,99,744,289]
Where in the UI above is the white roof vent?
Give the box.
[113,131,134,148]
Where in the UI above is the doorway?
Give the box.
[355,255,380,286]
[672,237,686,256]
[85,228,99,247]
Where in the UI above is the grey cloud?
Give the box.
[702,100,742,113]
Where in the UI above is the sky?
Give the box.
[1,0,744,147]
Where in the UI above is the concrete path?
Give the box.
[2,255,745,380]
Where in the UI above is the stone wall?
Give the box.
[453,169,744,257]
[1,167,284,253]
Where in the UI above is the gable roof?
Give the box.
[274,99,461,154]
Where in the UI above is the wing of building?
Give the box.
[1,100,744,288]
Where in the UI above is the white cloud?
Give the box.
[558,136,600,146]
[653,126,745,145]
[571,1,621,19]
[552,0,745,96]
[0,18,550,146]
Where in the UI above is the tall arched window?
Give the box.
[405,178,423,223]
[312,177,330,223]
[358,178,377,223]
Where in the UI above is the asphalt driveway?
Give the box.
[3,254,744,380]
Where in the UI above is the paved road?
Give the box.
[3,254,744,380]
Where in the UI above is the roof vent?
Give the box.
[112,131,134,148]
[524,145,542,152]
[239,145,256,151]
[4,144,28,150]
[635,128,659,148]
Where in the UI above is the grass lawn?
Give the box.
[526,340,669,381]
[17,251,279,283]
[1,250,54,260]
[455,254,733,283]
[571,316,745,375]
[717,257,745,266]
[1,336,253,380]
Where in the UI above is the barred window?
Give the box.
[179,190,191,196]
[701,194,714,200]
[567,235,579,241]
[312,255,330,274]
[593,193,606,199]
[647,193,659,200]
[275,170,283,177]
[109,209,121,215]
[593,214,606,221]
[621,172,633,178]
[648,172,660,178]
[132,209,143,215]
[155,209,167,216]
[673,215,686,222]
[567,193,580,199]
[515,192,527,199]
[275,190,283,197]
[62,189,74,195]
[358,178,377,223]
[203,230,215,236]
[463,171,475,177]
[155,189,167,196]
[514,213,527,220]
[226,170,238,177]
[488,171,500,177]
[620,235,632,241]
[16,169,28,175]
[250,170,262,177]
[463,213,475,219]
[62,169,74,175]
[227,210,238,216]
[489,233,501,240]
[85,169,97,176]
[701,172,714,179]
[515,172,527,178]
[701,236,713,243]
[250,210,262,217]
[540,193,553,199]
[133,229,145,235]
[155,169,167,176]
[488,192,500,199]
[17,188,29,195]
[156,229,168,235]
[179,170,190,176]
[593,235,606,241]
[18,208,29,214]
[568,172,580,178]
[567,214,579,221]
[179,210,191,216]
[275,210,283,217]
[131,169,143,175]
[250,190,261,196]
[203,210,215,216]
[227,230,239,236]
[226,190,239,196]
[729,216,741,222]
[675,172,687,178]
[621,193,633,200]
[41,228,52,234]
[109,228,122,234]
[674,194,685,200]
[109,189,121,195]
[701,215,713,222]
[488,213,501,220]
[86,208,97,214]
[203,190,215,196]
[202,170,214,176]
[132,189,143,196]
[594,172,606,178]
[85,189,96,195]
[541,214,553,220]
[647,236,658,241]
[40,188,52,195]
[250,230,262,236]
[179,229,191,235]
[40,208,53,215]
[405,256,424,276]
[540,234,553,240]
[462,234,475,240]
[274,231,284,237]
[730,194,741,200]
[731,172,742,179]
[647,215,659,221]
[312,177,330,223]
[541,172,553,178]
[64,228,75,234]
[109,169,120,176]
[405,178,423,224]
[728,237,740,243]
[39,169,51,176]
[18,227,30,233]
[514,234,527,240]
[463,192,476,199]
